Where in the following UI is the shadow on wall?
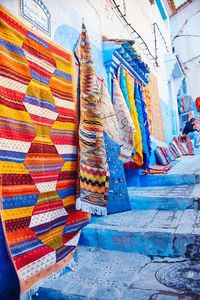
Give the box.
[0,219,20,299]
[54,24,107,80]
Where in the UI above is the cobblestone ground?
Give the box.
[33,247,200,300]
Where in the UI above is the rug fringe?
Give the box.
[76,197,107,216]
[20,259,76,300]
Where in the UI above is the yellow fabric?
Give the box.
[125,70,143,165]
[1,206,34,221]
[0,162,29,174]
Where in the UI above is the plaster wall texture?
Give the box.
[170,0,200,103]
[0,0,180,173]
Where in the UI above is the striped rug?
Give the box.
[75,23,109,216]
[0,6,90,294]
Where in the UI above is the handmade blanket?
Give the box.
[134,81,150,170]
[125,69,143,166]
[0,6,90,294]
[143,164,172,175]
[113,76,135,163]
[143,85,153,135]
[138,85,151,158]
[75,23,109,216]
[99,81,122,146]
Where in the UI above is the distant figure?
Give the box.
[183,118,200,148]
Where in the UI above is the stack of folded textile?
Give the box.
[143,164,172,175]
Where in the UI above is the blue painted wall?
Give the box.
[54,24,107,81]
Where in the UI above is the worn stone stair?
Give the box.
[128,184,200,210]
[79,209,200,258]
[126,155,200,187]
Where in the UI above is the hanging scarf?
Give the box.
[99,81,122,146]
[134,81,150,170]
[138,85,151,158]
[125,70,143,166]
[143,85,153,135]
[118,65,143,166]
[113,76,135,163]
[75,23,109,215]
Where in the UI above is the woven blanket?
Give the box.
[0,6,90,294]
[99,81,122,146]
[118,65,143,166]
[134,81,150,170]
[143,164,172,175]
[138,85,151,157]
[186,136,193,155]
[113,76,135,163]
[125,69,143,166]
[75,23,109,216]
[143,85,153,135]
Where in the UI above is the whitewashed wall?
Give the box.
[170,0,200,102]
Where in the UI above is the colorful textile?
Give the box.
[177,140,189,155]
[99,81,122,146]
[138,85,151,157]
[196,97,200,112]
[143,164,172,175]
[112,76,135,163]
[168,145,178,160]
[172,137,183,157]
[154,147,169,166]
[124,69,143,166]
[104,133,131,214]
[186,136,193,155]
[165,147,176,162]
[75,23,109,215]
[134,81,150,170]
[160,147,170,164]
[143,85,153,135]
[0,6,90,294]
[170,143,182,157]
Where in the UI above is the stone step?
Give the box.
[129,155,200,188]
[126,171,200,187]
[79,210,200,258]
[128,184,200,210]
[33,247,200,300]
[139,173,200,187]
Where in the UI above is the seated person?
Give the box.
[183,118,200,148]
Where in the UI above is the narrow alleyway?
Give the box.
[32,154,200,300]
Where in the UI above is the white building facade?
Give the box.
[170,0,200,123]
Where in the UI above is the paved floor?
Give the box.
[34,247,200,300]
[168,155,200,175]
